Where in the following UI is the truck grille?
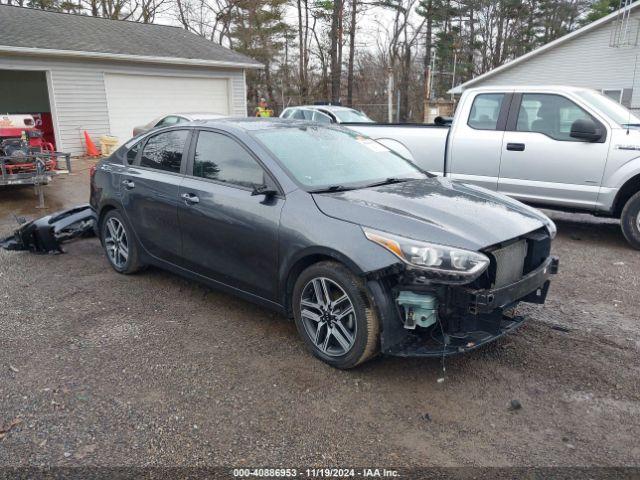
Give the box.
[490,239,527,289]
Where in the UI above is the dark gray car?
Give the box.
[90,118,559,369]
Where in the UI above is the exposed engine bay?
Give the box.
[367,228,559,357]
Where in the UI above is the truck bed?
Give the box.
[343,123,449,174]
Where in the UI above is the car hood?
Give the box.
[312,177,550,251]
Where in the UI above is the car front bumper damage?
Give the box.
[367,256,560,357]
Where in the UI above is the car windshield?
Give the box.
[332,109,374,123]
[253,126,425,190]
[574,90,640,126]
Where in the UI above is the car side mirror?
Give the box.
[570,118,603,142]
[251,184,278,197]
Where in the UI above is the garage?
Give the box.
[0,5,261,155]
[0,69,56,149]
[104,74,231,144]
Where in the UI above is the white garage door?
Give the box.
[104,73,230,145]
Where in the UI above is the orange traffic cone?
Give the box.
[83,131,100,157]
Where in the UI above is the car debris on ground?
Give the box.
[0,204,96,254]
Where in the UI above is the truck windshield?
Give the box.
[253,126,425,190]
[574,90,640,126]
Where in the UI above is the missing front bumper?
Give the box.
[367,256,559,358]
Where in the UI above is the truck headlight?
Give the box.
[363,227,490,284]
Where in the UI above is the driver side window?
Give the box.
[192,131,266,188]
[516,94,598,141]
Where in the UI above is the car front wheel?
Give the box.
[621,191,640,250]
[292,261,380,369]
[100,209,144,274]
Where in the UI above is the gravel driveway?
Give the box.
[1,160,638,473]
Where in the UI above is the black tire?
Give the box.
[100,209,144,274]
[621,191,640,250]
[292,261,380,369]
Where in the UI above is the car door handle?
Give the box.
[181,193,200,205]
[506,143,525,152]
[121,179,135,189]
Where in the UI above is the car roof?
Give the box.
[466,85,598,95]
[286,105,360,113]
[191,117,340,132]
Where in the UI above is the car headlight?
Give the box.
[362,227,490,284]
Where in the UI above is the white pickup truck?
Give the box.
[347,85,640,249]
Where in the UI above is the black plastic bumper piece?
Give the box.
[453,256,559,314]
[385,313,526,358]
[0,204,96,254]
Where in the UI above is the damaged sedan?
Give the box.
[90,118,558,369]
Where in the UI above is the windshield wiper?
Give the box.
[364,177,410,188]
[309,185,353,193]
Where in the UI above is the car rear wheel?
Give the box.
[292,261,380,369]
[621,191,640,250]
[101,209,144,274]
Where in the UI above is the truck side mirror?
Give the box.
[570,118,603,142]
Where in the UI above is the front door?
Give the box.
[120,128,191,265]
[498,93,609,209]
[177,129,283,302]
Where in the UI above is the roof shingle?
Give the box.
[0,5,261,67]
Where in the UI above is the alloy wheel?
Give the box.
[299,277,357,357]
[104,217,129,269]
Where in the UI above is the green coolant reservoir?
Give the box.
[397,291,438,330]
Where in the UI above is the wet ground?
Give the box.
[0,159,639,470]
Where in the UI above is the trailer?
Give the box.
[0,114,71,207]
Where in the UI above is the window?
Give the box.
[156,116,181,127]
[193,131,265,188]
[312,111,332,124]
[126,141,141,165]
[575,89,640,126]
[291,109,314,120]
[468,93,505,130]
[140,130,188,173]
[602,89,623,103]
[516,94,598,141]
[332,109,374,123]
[253,126,424,189]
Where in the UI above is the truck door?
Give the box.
[448,92,511,190]
[498,93,609,209]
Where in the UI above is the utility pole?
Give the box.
[422,64,431,123]
[387,67,394,123]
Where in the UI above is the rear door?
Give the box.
[120,128,191,265]
[177,129,284,301]
[498,92,609,209]
[448,91,511,190]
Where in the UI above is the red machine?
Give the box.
[0,114,69,189]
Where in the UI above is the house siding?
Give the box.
[0,53,248,155]
[465,10,640,111]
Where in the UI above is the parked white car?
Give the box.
[348,85,640,249]
[280,105,374,124]
[132,112,225,137]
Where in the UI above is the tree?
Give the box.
[230,0,288,107]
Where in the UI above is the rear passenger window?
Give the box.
[468,93,505,130]
[140,130,188,173]
[193,131,265,188]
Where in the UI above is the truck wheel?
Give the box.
[100,210,144,274]
[621,191,640,250]
[292,261,380,369]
